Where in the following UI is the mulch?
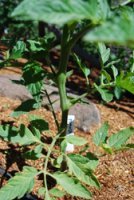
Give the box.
[0,67,134,200]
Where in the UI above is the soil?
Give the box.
[0,67,134,200]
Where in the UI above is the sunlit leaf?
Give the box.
[52,172,92,199]
[94,84,113,102]
[11,0,110,25]
[85,15,134,47]
[93,122,109,146]
[116,72,134,94]
[67,154,100,188]
[65,135,87,146]
[0,166,37,200]
[0,124,41,145]
[108,127,134,149]
[98,42,110,64]
[10,41,26,59]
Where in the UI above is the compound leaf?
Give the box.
[67,154,100,188]
[0,124,41,145]
[0,166,37,200]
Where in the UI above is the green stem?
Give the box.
[57,24,92,137]
[44,89,60,130]
[43,133,60,199]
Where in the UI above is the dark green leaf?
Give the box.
[22,62,45,102]
[125,143,134,148]
[0,166,37,200]
[29,114,49,131]
[11,99,40,117]
[24,145,43,160]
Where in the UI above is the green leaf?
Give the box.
[111,65,118,80]
[67,154,100,188]
[0,166,37,200]
[114,86,122,100]
[86,152,99,170]
[94,84,113,102]
[11,99,40,117]
[49,188,65,198]
[98,42,110,64]
[29,114,49,131]
[125,143,134,148]
[24,145,43,160]
[116,72,134,94]
[74,54,90,85]
[101,143,113,154]
[0,124,41,145]
[53,155,64,168]
[22,62,45,102]
[11,0,110,25]
[65,135,87,146]
[102,69,111,82]
[68,154,99,172]
[108,127,134,149]
[111,0,131,8]
[85,15,134,47]
[60,140,67,153]
[38,187,46,198]
[27,40,45,52]
[10,41,26,59]
[93,122,109,146]
[52,172,92,199]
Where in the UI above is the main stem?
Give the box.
[57,26,71,136]
[57,24,90,137]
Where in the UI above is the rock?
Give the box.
[0,74,101,131]
[69,103,100,132]
[0,74,32,101]
[41,85,101,132]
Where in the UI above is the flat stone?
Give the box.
[0,74,32,101]
[41,85,101,131]
[0,74,101,131]
[69,102,100,132]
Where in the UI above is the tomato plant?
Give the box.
[0,1,134,199]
